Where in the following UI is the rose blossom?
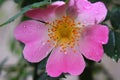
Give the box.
[14,0,109,77]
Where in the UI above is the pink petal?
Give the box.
[25,1,65,21]
[68,0,107,25]
[23,40,53,62]
[85,25,109,44]
[54,4,66,18]
[67,0,87,18]
[14,20,47,43]
[79,39,104,62]
[46,47,85,77]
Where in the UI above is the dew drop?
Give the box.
[23,25,27,28]
[95,11,99,14]
[99,4,103,7]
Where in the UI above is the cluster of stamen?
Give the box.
[46,16,84,53]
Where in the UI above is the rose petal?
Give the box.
[79,39,104,62]
[67,0,87,18]
[54,4,66,18]
[25,1,65,21]
[46,47,85,77]
[14,20,47,43]
[23,40,53,62]
[78,2,107,25]
[68,0,107,25]
[85,25,109,44]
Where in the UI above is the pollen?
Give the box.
[47,16,84,53]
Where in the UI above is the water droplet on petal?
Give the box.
[99,4,103,7]
[23,25,27,28]
[95,11,99,14]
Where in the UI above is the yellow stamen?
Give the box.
[47,16,84,53]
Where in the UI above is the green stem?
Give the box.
[33,64,38,80]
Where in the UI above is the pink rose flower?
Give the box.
[14,0,109,77]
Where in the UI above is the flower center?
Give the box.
[47,16,84,52]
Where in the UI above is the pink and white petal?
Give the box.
[79,39,104,62]
[78,2,107,25]
[68,0,92,12]
[85,25,109,44]
[68,0,107,25]
[46,47,85,77]
[81,2,107,25]
[92,2,107,23]
[67,0,90,18]
[25,1,65,21]
[14,20,47,43]
[65,48,85,75]
[23,40,53,63]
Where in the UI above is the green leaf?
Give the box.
[20,0,45,7]
[0,0,49,27]
[104,30,120,62]
[110,6,120,29]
